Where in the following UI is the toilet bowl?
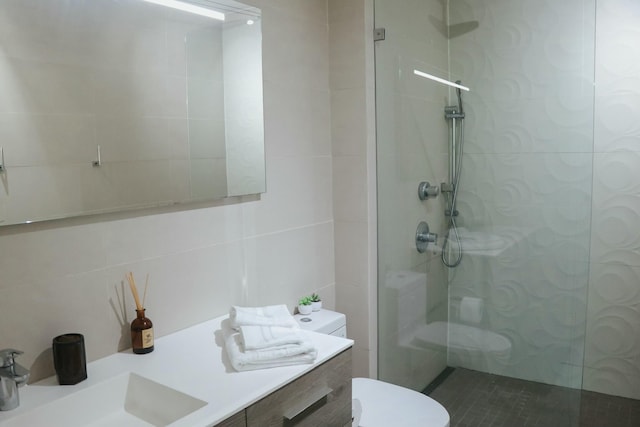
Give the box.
[295,310,450,427]
[353,377,449,427]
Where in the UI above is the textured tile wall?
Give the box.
[584,0,640,400]
[448,0,596,389]
[329,0,377,378]
[448,0,640,399]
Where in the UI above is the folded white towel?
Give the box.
[240,325,306,350]
[230,305,298,330]
[223,321,317,372]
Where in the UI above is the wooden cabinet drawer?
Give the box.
[213,410,246,427]
[246,349,352,427]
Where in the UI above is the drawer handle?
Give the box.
[283,385,333,424]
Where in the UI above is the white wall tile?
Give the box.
[352,347,371,378]
[259,0,327,26]
[583,366,640,400]
[336,282,370,349]
[331,88,367,157]
[595,91,640,152]
[122,242,247,337]
[332,156,368,222]
[334,221,369,287]
[0,270,113,376]
[262,81,331,158]
[591,194,640,266]
[328,0,362,24]
[242,156,333,237]
[594,151,640,197]
[445,0,596,391]
[261,6,329,91]
[100,205,244,267]
[589,10,640,397]
[0,222,109,290]
[328,0,377,379]
[329,9,366,90]
[244,222,335,308]
[313,283,336,312]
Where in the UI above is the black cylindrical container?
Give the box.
[52,333,87,385]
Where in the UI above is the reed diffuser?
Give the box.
[127,272,154,354]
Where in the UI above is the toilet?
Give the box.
[294,310,450,427]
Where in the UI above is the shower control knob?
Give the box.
[416,221,438,253]
[418,181,439,200]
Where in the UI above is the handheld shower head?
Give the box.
[456,80,464,115]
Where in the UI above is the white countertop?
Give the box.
[0,315,353,426]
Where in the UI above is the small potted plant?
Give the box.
[298,296,313,315]
[310,293,322,312]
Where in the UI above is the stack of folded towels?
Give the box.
[223,304,318,372]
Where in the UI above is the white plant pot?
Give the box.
[298,304,312,315]
[311,301,322,312]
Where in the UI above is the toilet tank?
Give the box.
[294,309,347,338]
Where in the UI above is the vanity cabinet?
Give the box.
[213,411,246,427]
[213,348,352,427]
[0,316,353,427]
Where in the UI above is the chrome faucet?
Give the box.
[0,349,30,411]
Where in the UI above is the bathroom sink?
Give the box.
[3,372,207,426]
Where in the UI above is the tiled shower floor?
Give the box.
[427,368,640,427]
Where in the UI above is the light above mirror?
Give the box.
[141,0,225,21]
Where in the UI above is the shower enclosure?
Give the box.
[376,0,640,419]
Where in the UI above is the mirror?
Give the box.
[0,0,264,226]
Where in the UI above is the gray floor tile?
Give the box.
[427,368,640,427]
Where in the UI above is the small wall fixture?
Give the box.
[141,0,225,21]
[92,145,102,167]
[0,147,5,172]
[418,181,439,200]
[413,69,470,92]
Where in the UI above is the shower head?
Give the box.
[428,16,479,39]
[448,21,479,39]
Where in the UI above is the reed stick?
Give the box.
[142,273,149,308]
[127,272,143,311]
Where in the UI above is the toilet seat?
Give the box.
[352,378,450,427]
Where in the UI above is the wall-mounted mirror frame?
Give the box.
[0,0,265,226]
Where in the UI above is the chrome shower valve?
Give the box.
[418,181,440,200]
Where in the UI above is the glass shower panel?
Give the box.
[447,0,595,393]
[375,2,598,416]
[375,0,452,391]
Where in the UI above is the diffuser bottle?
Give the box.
[131,309,154,354]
